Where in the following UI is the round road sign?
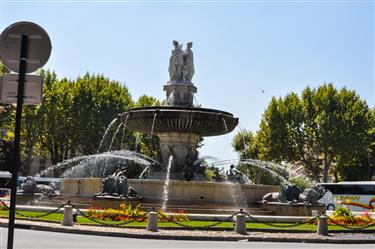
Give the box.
[0,21,52,73]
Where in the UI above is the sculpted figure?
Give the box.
[182,42,194,82]
[168,40,184,81]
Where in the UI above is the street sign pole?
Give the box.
[0,21,51,249]
[7,34,28,249]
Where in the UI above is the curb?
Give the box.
[0,223,244,241]
[1,221,375,244]
[247,236,375,244]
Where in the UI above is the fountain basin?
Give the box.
[60,178,102,197]
[16,193,44,205]
[129,179,278,205]
[260,202,326,216]
[121,106,238,136]
[59,178,279,205]
[92,196,141,209]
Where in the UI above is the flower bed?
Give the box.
[327,206,374,226]
[86,203,189,222]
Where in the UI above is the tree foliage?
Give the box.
[0,62,14,172]
[245,84,372,182]
[0,65,158,174]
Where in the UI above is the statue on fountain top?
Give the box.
[168,40,195,83]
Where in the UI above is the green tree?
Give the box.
[133,95,161,160]
[368,107,375,179]
[256,84,370,182]
[69,73,133,155]
[0,62,13,133]
[17,70,57,174]
[232,129,259,159]
[39,77,74,164]
[232,129,287,184]
[134,95,161,107]
[0,62,14,172]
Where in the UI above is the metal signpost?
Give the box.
[0,21,51,249]
[0,74,43,104]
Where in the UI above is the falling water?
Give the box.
[120,114,130,149]
[237,123,249,151]
[97,118,118,153]
[193,92,199,106]
[226,180,248,209]
[134,133,141,152]
[150,112,158,136]
[240,130,248,151]
[211,158,290,184]
[101,122,124,177]
[138,165,150,179]
[221,117,228,133]
[108,123,123,151]
[161,156,173,212]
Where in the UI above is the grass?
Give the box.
[0,210,374,231]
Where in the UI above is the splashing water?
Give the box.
[193,155,218,166]
[37,150,159,179]
[161,156,173,212]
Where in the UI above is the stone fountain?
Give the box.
[55,41,279,211]
[121,40,238,180]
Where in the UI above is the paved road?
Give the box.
[1,228,374,249]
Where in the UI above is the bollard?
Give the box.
[235,213,247,235]
[147,211,158,232]
[62,205,74,226]
[317,215,328,236]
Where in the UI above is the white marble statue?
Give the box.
[169,41,194,82]
[183,42,194,82]
[168,40,184,81]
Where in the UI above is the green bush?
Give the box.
[288,177,313,191]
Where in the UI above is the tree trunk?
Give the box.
[333,170,339,183]
[323,152,329,183]
[23,144,34,175]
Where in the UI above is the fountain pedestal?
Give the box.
[163,82,196,107]
[158,132,200,178]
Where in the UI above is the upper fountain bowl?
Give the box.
[120,106,238,136]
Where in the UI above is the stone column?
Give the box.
[62,205,73,226]
[317,215,328,236]
[235,213,247,235]
[147,211,158,232]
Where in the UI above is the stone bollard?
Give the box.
[235,213,247,235]
[147,211,158,232]
[62,205,74,226]
[317,215,328,236]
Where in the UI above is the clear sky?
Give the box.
[1,0,374,164]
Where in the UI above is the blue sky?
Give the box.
[1,0,374,163]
